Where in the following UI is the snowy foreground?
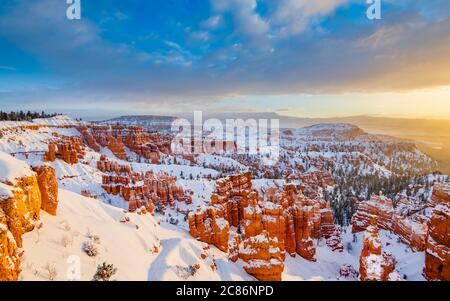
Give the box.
[19,189,425,281]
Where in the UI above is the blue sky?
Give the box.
[0,0,449,119]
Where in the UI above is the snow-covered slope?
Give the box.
[0,151,34,184]
[20,189,253,281]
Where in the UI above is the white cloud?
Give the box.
[270,0,347,36]
[201,15,223,29]
[211,0,269,38]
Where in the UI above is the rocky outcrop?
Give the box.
[1,175,42,248]
[423,202,450,281]
[44,136,84,164]
[430,183,450,207]
[352,191,435,253]
[32,166,58,216]
[239,231,285,281]
[0,185,21,281]
[393,214,428,252]
[299,171,335,189]
[76,127,100,152]
[188,206,229,252]
[352,193,394,232]
[359,226,397,281]
[292,205,317,261]
[98,156,185,212]
[207,173,342,265]
[78,125,172,162]
[0,174,42,280]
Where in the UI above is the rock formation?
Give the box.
[393,214,428,252]
[44,136,84,164]
[352,192,428,252]
[239,231,285,281]
[193,171,343,280]
[188,206,229,252]
[359,226,397,281]
[1,175,41,249]
[78,125,172,163]
[32,165,59,216]
[98,156,186,212]
[0,153,46,280]
[352,193,394,232]
[430,183,450,207]
[423,184,450,281]
[292,205,317,261]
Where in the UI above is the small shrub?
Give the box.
[92,262,117,281]
[82,240,99,257]
[43,263,57,280]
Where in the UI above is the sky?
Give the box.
[0,0,449,120]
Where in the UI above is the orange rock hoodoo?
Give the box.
[189,172,343,281]
[32,165,58,216]
[97,156,187,213]
[240,231,285,281]
[188,207,229,252]
[423,183,450,281]
[359,225,397,281]
[44,136,84,164]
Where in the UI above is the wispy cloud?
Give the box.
[0,0,449,115]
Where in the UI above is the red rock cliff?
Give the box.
[423,194,450,281]
[359,226,397,281]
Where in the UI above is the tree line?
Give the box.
[0,111,61,121]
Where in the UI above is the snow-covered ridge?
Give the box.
[0,151,34,184]
[0,115,81,130]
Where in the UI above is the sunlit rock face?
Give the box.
[0,196,21,281]
[424,201,450,281]
[0,152,45,280]
[188,206,229,253]
[32,165,58,216]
